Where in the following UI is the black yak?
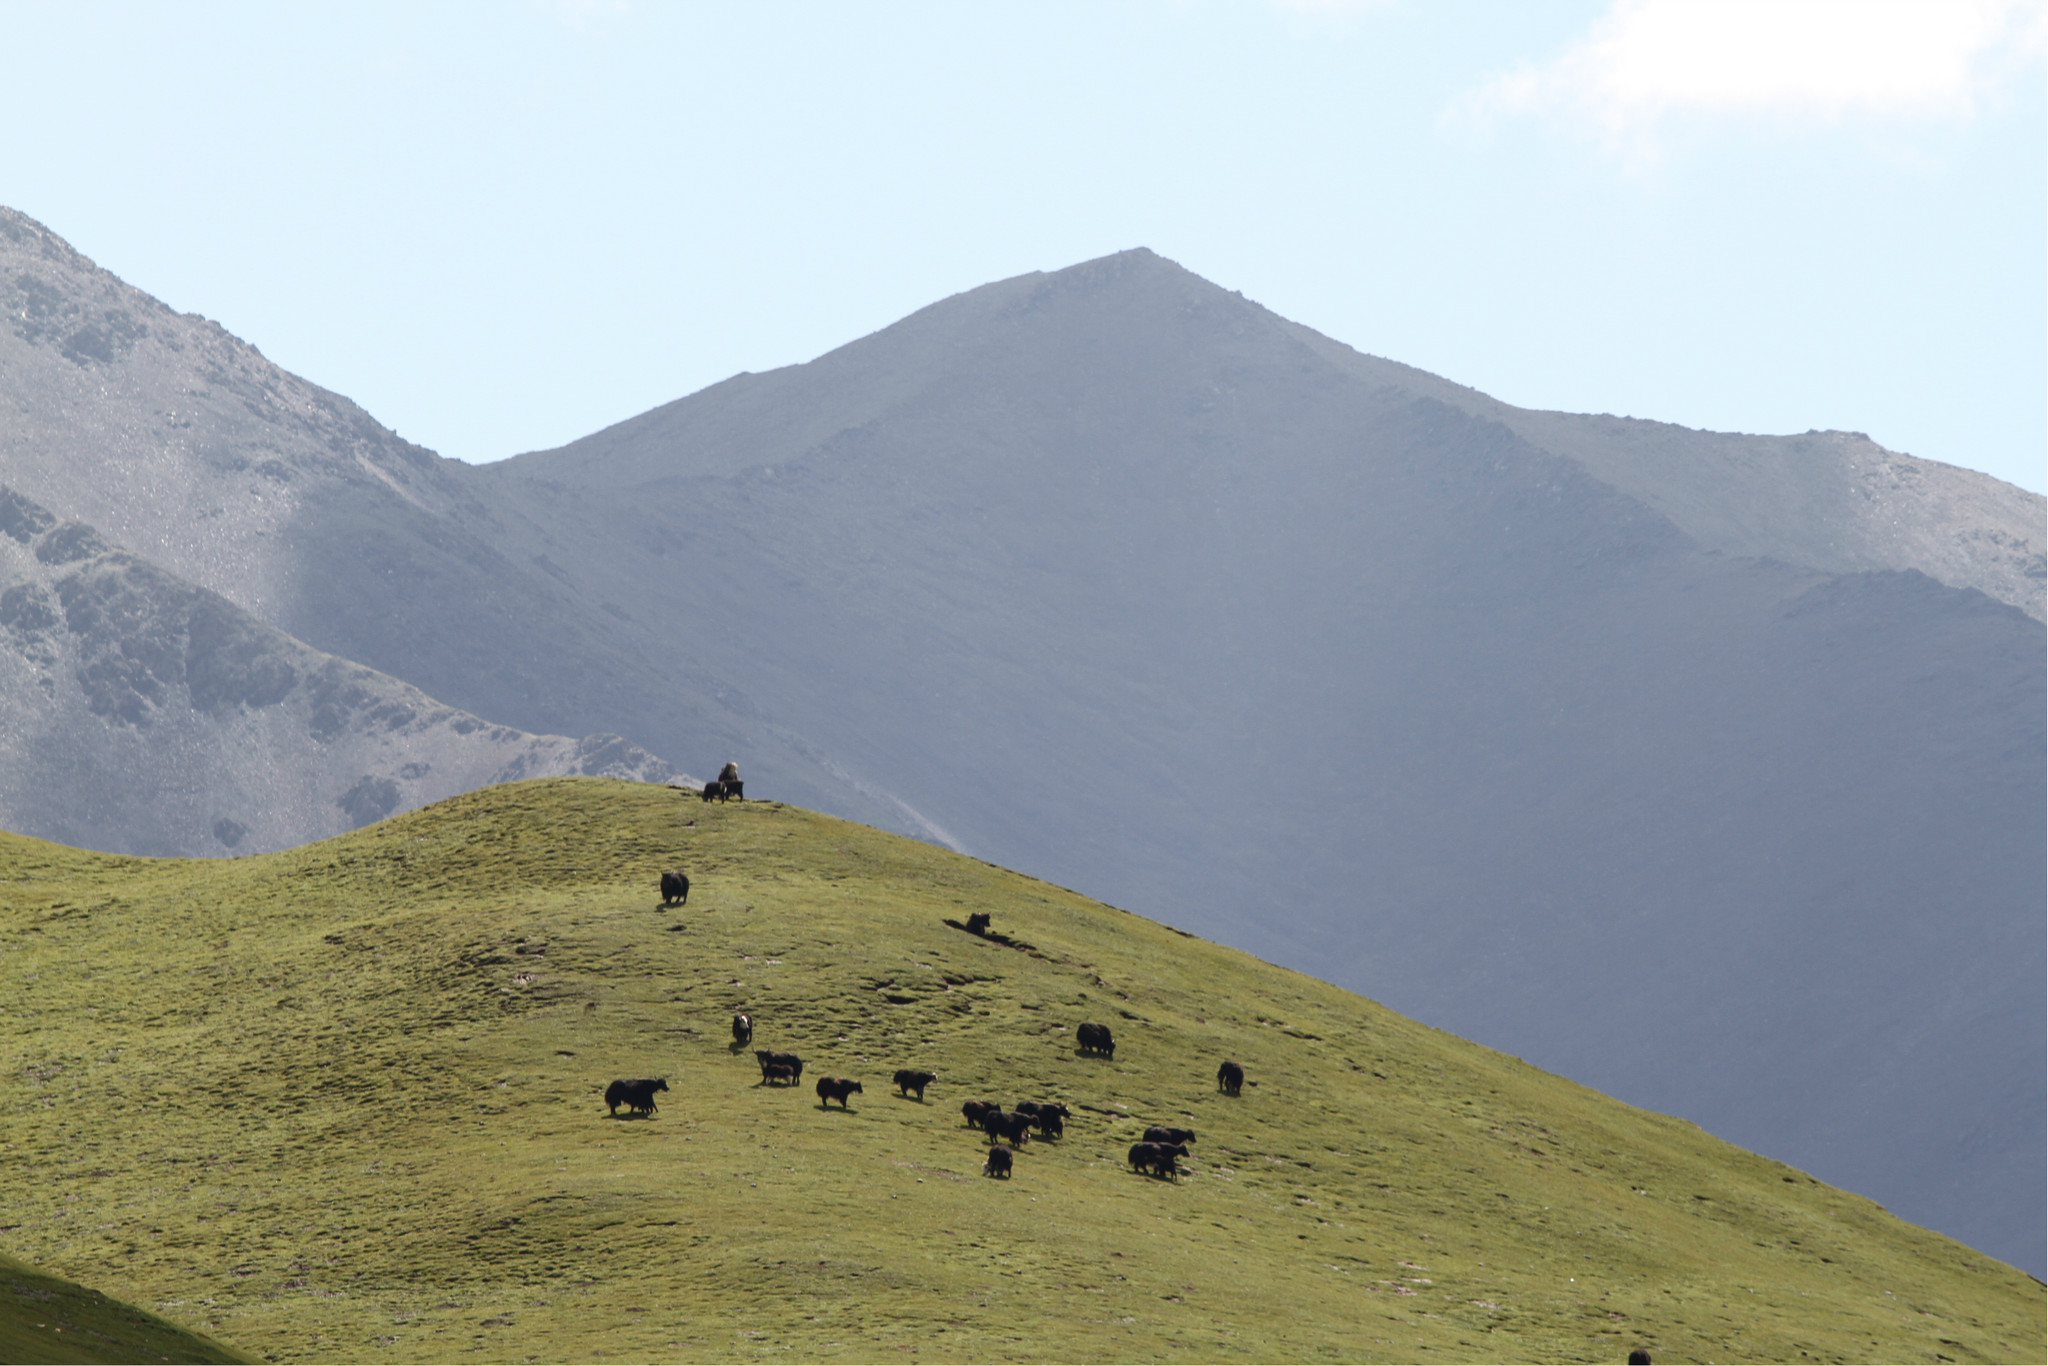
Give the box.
[1076,1022,1115,1057]
[983,1110,1034,1146]
[1017,1102,1069,1138]
[893,1069,936,1101]
[816,1076,863,1108]
[701,762,744,802]
[1127,1140,1187,1179]
[660,870,689,905]
[1217,1060,1244,1096]
[605,1077,668,1117]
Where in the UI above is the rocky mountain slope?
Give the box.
[2,779,2039,1363]
[0,206,908,836]
[0,485,677,855]
[1,207,2039,1274]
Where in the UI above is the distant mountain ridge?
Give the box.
[0,484,680,855]
[0,208,2039,1275]
[509,248,2043,620]
[0,206,870,831]
[1262,309,2045,622]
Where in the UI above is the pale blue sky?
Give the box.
[2,1,2041,490]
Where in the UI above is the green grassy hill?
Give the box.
[0,778,2039,1363]
[0,1253,247,1364]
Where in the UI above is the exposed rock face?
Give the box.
[0,207,818,824]
[0,208,460,621]
[0,211,2039,1274]
[0,486,678,855]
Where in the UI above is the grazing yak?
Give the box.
[1143,1125,1195,1146]
[755,1050,804,1084]
[660,870,690,906]
[1076,1022,1115,1057]
[701,762,745,802]
[893,1069,936,1101]
[964,912,991,935]
[1217,1060,1245,1096]
[605,1077,669,1117]
[1127,1140,1188,1179]
[983,1110,1034,1146]
[1017,1101,1069,1138]
[731,1012,753,1046]
[962,1099,999,1129]
[983,1144,1013,1178]
[816,1076,863,1108]
[764,1062,796,1086]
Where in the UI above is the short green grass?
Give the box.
[0,1252,247,1364]
[0,778,2039,1363]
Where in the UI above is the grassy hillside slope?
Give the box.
[0,778,2038,1363]
[0,1253,246,1364]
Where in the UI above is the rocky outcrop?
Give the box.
[0,486,679,855]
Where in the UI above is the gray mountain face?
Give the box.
[0,207,856,829]
[1,209,2040,1274]
[0,485,678,855]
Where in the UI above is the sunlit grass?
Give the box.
[1,778,2038,1363]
